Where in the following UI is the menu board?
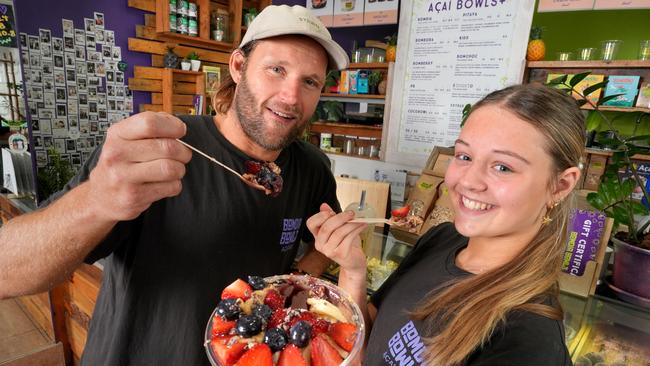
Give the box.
[307,0,334,27]
[593,0,650,9]
[0,4,17,48]
[332,0,364,27]
[385,1,535,168]
[364,0,399,25]
[538,0,595,12]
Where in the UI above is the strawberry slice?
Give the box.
[311,318,331,338]
[234,343,273,366]
[211,315,236,336]
[264,289,285,310]
[311,334,343,366]
[210,336,247,366]
[221,279,253,301]
[267,308,288,329]
[328,322,357,352]
[277,344,308,366]
[391,205,410,218]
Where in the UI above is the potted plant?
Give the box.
[368,70,383,95]
[186,51,201,71]
[384,33,397,62]
[323,70,340,93]
[180,58,191,71]
[316,101,344,122]
[244,8,258,27]
[547,72,650,304]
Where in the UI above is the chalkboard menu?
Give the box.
[0,4,17,48]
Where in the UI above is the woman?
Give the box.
[307,83,583,365]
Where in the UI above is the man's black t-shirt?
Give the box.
[366,223,572,366]
[46,115,340,365]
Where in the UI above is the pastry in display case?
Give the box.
[323,231,413,292]
[571,296,650,365]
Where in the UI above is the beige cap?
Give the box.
[239,5,349,70]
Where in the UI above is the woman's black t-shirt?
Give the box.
[366,223,572,366]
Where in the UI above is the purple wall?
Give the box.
[13,0,150,108]
[276,0,399,57]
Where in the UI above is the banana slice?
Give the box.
[307,298,347,323]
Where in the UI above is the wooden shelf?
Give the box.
[310,121,382,139]
[324,150,381,161]
[527,60,650,69]
[321,93,385,99]
[586,147,650,161]
[581,105,650,113]
[155,31,234,51]
[348,62,389,69]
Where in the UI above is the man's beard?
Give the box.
[234,71,306,152]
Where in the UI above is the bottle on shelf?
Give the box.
[169,0,178,33]
[188,0,198,37]
[177,0,189,35]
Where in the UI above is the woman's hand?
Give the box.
[306,203,368,276]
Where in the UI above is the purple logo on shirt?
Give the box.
[382,320,426,365]
[279,218,302,252]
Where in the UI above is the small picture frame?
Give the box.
[94,12,105,29]
[203,66,221,95]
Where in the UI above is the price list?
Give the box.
[395,0,533,156]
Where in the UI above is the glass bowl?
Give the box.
[204,274,365,365]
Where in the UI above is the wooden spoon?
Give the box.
[175,138,267,192]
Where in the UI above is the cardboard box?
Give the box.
[391,146,453,236]
[582,154,607,191]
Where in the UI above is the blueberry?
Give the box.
[289,320,312,348]
[216,298,240,320]
[247,276,266,290]
[235,315,263,337]
[252,304,273,323]
[263,327,288,352]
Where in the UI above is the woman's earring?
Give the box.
[542,201,560,225]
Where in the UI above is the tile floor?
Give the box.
[0,298,51,363]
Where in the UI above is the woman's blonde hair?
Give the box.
[412,83,585,365]
[211,41,258,115]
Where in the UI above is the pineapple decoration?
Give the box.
[526,26,546,61]
[385,33,397,62]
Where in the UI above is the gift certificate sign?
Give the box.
[386,1,535,167]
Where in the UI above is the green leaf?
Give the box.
[569,72,591,88]
[612,206,632,227]
[582,81,608,98]
[586,192,606,210]
[620,178,636,199]
[631,201,649,215]
[546,74,568,85]
[575,99,589,107]
[626,134,650,142]
[597,93,624,106]
[585,111,601,131]
[461,104,472,128]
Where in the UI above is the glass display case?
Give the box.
[322,230,414,293]
[560,293,650,365]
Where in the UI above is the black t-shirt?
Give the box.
[366,223,572,366]
[45,115,340,366]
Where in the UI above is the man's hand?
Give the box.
[87,112,192,222]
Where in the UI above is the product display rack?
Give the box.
[311,62,394,161]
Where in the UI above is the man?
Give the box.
[0,5,348,365]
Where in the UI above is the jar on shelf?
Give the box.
[187,0,198,36]
[211,11,228,42]
[344,135,356,155]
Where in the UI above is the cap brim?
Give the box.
[240,27,349,70]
